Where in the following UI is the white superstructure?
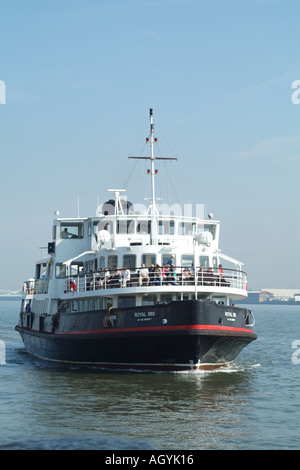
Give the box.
[22,109,248,318]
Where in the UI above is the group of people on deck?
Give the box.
[69,260,229,292]
[182,264,229,286]
[143,262,177,286]
[85,266,131,289]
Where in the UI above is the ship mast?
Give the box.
[129,108,177,245]
[149,108,157,227]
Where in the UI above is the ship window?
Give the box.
[162,254,176,266]
[95,298,104,310]
[97,220,114,233]
[160,294,173,303]
[103,297,113,309]
[142,254,156,267]
[197,223,216,239]
[142,295,157,305]
[85,260,94,273]
[36,263,48,279]
[99,256,105,271]
[55,263,66,278]
[88,221,99,236]
[118,296,136,308]
[158,220,175,235]
[212,296,226,305]
[60,222,84,239]
[179,222,196,235]
[58,300,70,313]
[123,255,136,269]
[108,255,118,270]
[70,262,84,276]
[181,255,194,267]
[199,256,209,269]
[177,294,189,301]
[117,219,135,234]
[137,220,151,234]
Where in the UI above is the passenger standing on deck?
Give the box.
[149,264,155,285]
[167,255,175,266]
[139,263,150,286]
[122,266,131,287]
[154,264,161,285]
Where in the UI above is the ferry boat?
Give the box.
[16,109,256,372]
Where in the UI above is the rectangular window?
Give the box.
[70,262,84,276]
[85,260,94,273]
[58,300,70,313]
[158,220,174,235]
[35,263,48,279]
[108,256,118,270]
[142,254,156,267]
[162,254,176,266]
[199,256,209,269]
[97,220,114,233]
[60,222,84,239]
[142,295,157,306]
[123,255,136,269]
[55,263,66,278]
[179,222,196,235]
[95,298,104,310]
[117,219,135,234]
[99,256,105,271]
[181,255,194,267]
[176,294,189,301]
[118,296,136,308]
[212,296,226,305]
[197,223,216,239]
[137,220,151,234]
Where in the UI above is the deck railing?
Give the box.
[64,266,247,293]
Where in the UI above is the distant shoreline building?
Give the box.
[239,289,300,304]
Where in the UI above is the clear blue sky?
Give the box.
[0,0,299,292]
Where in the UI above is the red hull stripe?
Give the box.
[55,324,254,336]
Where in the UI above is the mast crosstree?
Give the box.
[129,108,177,244]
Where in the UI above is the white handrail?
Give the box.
[64,266,247,294]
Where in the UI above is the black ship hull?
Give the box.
[15,300,256,372]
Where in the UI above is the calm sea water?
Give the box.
[0,299,300,451]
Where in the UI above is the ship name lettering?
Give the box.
[134,311,156,318]
[134,312,147,317]
[225,311,236,318]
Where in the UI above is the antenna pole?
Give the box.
[149,108,157,244]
